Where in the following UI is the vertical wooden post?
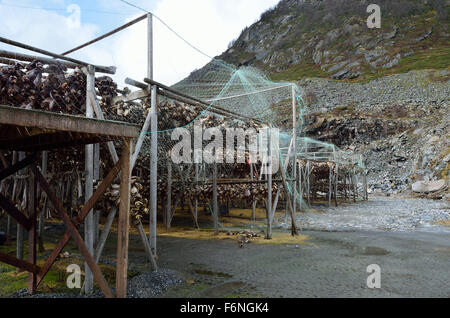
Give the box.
[292,85,297,218]
[212,163,219,235]
[344,171,347,201]
[194,163,199,224]
[38,151,47,252]
[84,65,95,294]
[7,151,17,239]
[306,161,311,206]
[298,163,303,210]
[250,163,256,221]
[27,169,36,294]
[266,128,273,240]
[149,84,158,254]
[352,171,356,203]
[364,172,368,201]
[93,143,100,245]
[328,164,333,208]
[334,164,339,207]
[16,152,25,269]
[116,138,133,299]
[166,161,172,232]
[147,12,158,255]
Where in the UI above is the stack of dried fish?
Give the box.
[0,60,117,114]
[103,177,149,221]
[95,76,117,107]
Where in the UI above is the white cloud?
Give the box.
[111,0,280,85]
[0,0,281,86]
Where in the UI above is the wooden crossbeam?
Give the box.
[0,253,41,274]
[33,166,114,298]
[0,154,35,181]
[32,159,122,292]
[0,194,31,230]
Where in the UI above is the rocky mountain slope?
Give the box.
[182,0,449,197]
[296,69,449,196]
[221,0,449,81]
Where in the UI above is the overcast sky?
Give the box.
[0,0,280,86]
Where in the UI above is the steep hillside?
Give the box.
[220,0,449,81]
[179,0,449,196]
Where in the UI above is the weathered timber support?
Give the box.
[84,65,95,294]
[212,163,219,235]
[116,138,133,298]
[27,171,36,294]
[135,219,158,271]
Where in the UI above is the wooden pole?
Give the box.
[93,143,100,246]
[166,161,172,232]
[147,13,158,255]
[212,163,219,235]
[136,219,158,270]
[37,151,47,252]
[116,138,133,298]
[299,163,303,210]
[80,206,117,294]
[27,169,36,294]
[364,172,368,201]
[84,65,95,294]
[266,129,273,240]
[328,164,333,208]
[344,171,347,201]
[194,163,199,225]
[16,152,25,270]
[278,149,300,236]
[306,161,311,206]
[250,163,256,221]
[292,85,297,218]
[334,164,339,207]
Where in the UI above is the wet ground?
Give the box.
[149,196,450,298]
[153,230,450,298]
[2,196,449,298]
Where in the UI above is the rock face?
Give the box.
[217,0,449,81]
[294,70,449,195]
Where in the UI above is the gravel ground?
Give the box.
[288,196,450,233]
[12,269,183,299]
[127,269,183,298]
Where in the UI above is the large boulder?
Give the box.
[412,180,447,193]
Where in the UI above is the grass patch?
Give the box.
[437,220,450,227]
[270,61,329,81]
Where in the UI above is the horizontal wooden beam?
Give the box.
[0,36,116,74]
[0,105,139,139]
[0,130,113,152]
